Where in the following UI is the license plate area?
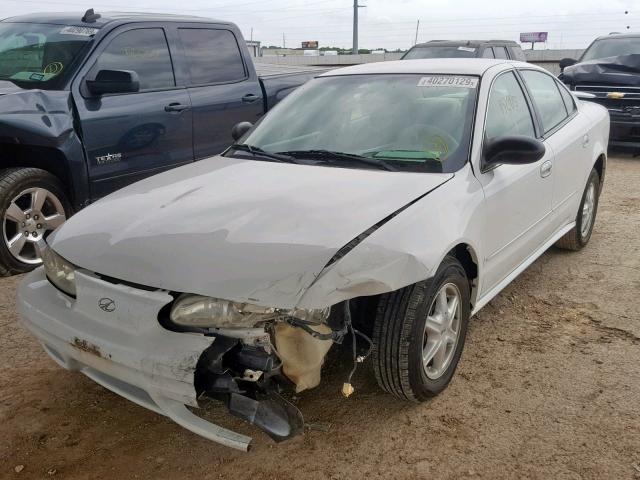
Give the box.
[73,271,172,333]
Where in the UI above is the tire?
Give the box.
[0,168,72,276]
[372,256,470,402]
[555,168,600,251]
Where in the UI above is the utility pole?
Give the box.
[283,33,286,48]
[250,27,253,42]
[414,19,420,45]
[352,0,366,55]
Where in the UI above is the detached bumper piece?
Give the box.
[195,335,304,443]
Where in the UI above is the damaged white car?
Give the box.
[18,59,609,451]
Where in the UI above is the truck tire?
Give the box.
[555,168,600,251]
[372,256,470,402]
[0,168,72,276]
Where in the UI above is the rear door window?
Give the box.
[481,48,495,58]
[494,46,509,59]
[556,79,577,115]
[485,71,536,140]
[520,69,569,133]
[178,28,246,85]
[93,28,175,91]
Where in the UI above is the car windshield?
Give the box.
[0,22,95,89]
[581,37,640,62]
[235,74,479,173]
[403,46,478,59]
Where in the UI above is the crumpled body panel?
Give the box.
[49,155,452,308]
[562,54,640,87]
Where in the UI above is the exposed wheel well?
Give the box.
[0,144,72,203]
[447,243,479,308]
[593,154,606,190]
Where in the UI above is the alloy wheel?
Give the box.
[422,282,462,380]
[2,187,66,265]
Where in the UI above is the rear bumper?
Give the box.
[18,269,252,451]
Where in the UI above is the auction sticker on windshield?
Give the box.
[418,76,478,88]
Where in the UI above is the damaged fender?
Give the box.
[0,87,89,209]
[298,164,485,309]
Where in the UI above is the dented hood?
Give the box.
[49,156,451,307]
[562,54,640,87]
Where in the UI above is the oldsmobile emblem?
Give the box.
[98,297,116,313]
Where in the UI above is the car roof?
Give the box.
[1,11,229,28]
[412,40,521,48]
[320,58,530,77]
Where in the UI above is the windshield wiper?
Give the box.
[277,149,397,172]
[228,144,301,164]
[363,150,441,161]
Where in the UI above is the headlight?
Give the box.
[41,245,76,297]
[169,294,329,329]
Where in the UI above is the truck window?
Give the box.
[494,46,509,59]
[93,28,175,91]
[177,29,246,85]
[520,70,568,133]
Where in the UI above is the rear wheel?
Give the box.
[0,168,71,276]
[372,256,470,402]
[555,168,600,251]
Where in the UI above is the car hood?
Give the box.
[562,54,640,87]
[50,156,452,308]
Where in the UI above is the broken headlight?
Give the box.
[41,245,76,297]
[169,294,329,329]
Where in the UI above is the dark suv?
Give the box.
[402,40,526,61]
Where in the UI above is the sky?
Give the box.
[2,0,636,51]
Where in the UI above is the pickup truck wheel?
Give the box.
[0,168,71,276]
[555,168,600,251]
[372,256,470,402]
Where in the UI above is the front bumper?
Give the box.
[18,268,253,451]
[609,113,640,149]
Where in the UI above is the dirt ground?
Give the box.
[1,155,639,480]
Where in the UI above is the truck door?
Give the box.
[172,25,264,158]
[73,26,193,200]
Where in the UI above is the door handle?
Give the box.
[582,134,590,148]
[164,103,190,113]
[540,160,553,178]
[242,94,261,104]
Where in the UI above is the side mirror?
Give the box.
[231,121,253,141]
[559,58,577,71]
[484,135,546,167]
[86,69,140,95]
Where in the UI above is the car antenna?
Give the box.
[82,9,101,23]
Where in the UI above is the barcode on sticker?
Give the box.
[60,26,99,37]
[417,76,478,88]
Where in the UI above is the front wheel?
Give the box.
[555,168,600,251]
[372,256,470,402]
[0,168,71,276]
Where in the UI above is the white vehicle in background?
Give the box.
[18,59,609,451]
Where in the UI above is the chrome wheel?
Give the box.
[580,181,596,239]
[422,283,462,380]
[2,187,66,265]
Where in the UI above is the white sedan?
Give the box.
[18,59,609,451]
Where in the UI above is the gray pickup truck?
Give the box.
[0,10,322,275]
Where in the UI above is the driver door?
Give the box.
[477,71,555,295]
